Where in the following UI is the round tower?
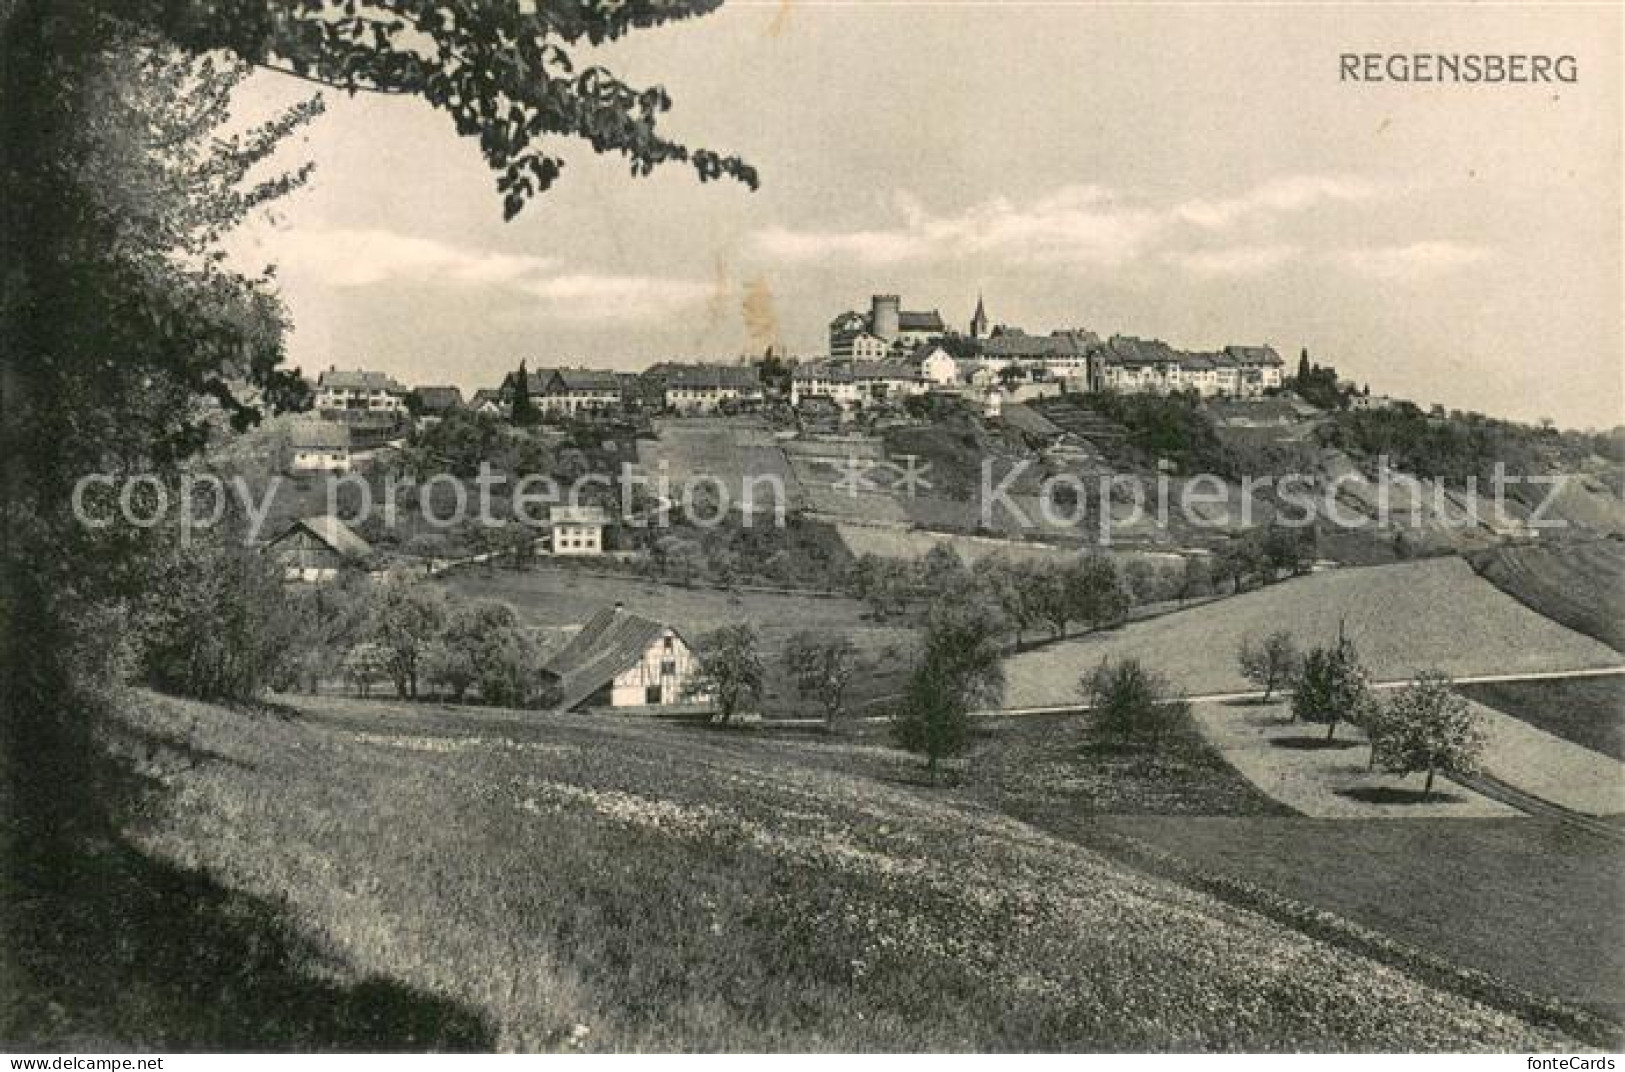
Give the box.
[870,294,901,343]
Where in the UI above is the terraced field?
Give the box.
[1003,556,1624,708]
[1471,539,1625,652]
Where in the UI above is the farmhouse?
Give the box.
[653,363,764,413]
[549,504,608,556]
[266,515,371,582]
[314,368,408,413]
[537,368,622,417]
[789,361,861,407]
[286,418,352,473]
[539,603,707,711]
[910,343,961,387]
[410,385,464,422]
[469,389,507,417]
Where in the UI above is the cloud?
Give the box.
[753,184,1164,269]
[1176,175,1384,229]
[1165,243,1299,277]
[752,175,1392,274]
[270,226,709,320]
[1328,241,1492,280]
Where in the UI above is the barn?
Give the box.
[266,515,372,582]
[539,603,707,711]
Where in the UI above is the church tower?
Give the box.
[970,293,989,340]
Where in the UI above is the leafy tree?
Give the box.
[1081,658,1187,751]
[1065,555,1131,634]
[1237,630,1301,702]
[423,601,517,702]
[1371,671,1488,797]
[971,556,1043,647]
[783,631,860,728]
[369,583,448,699]
[1291,631,1371,740]
[1177,555,1214,604]
[342,642,389,698]
[133,529,301,701]
[284,571,376,693]
[687,624,764,725]
[892,594,1005,778]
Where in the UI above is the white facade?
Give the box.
[914,346,960,387]
[289,446,351,473]
[608,629,705,707]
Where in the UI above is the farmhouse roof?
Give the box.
[851,360,920,382]
[413,385,464,413]
[1102,336,1183,368]
[792,361,854,383]
[659,364,761,390]
[541,605,684,710]
[470,389,506,409]
[287,419,351,450]
[548,368,622,393]
[272,515,371,558]
[980,331,1092,360]
[549,505,611,526]
[317,368,406,393]
[897,309,946,332]
[1223,344,1284,367]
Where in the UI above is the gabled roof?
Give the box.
[470,389,506,409]
[1223,344,1284,367]
[851,360,920,382]
[540,605,685,710]
[981,331,1092,360]
[547,368,622,393]
[287,419,351,450]
[1102,335,1184,367]
[659,364,762,391]
[272,515,370,558]
[317,369,406,393]
[413,386,464,413]
[793,361,855,383]
[549,505,611,525]
[897,309,946,332]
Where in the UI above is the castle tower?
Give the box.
[970,293,989,340]
[870,294,901,343]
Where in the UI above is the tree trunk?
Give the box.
[1325,718,1337,741]
[1424,765,1436,798]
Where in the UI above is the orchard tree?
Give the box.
[1237,630,1301,702]
[687,624,764,725]
[971,556,1043,647]
[783,631,860,729]
[1291,631,1371,740]
[892,592,1006,779]
[369,583,449,699]
[1081,658,1187,751]
[1372,671,1488,798]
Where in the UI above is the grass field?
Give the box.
[38,690,1586,1051]
[1459,676,1625,763]
[1098,815,1625,1020]
[1003,557,1624,708]
[1471,539,1625,653]
[436,566,916,713]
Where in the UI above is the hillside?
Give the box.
[1470,539,1625,653]
[1003,556,1623,708]
[81,691,1578,1051]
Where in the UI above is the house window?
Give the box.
[646,684,663,704]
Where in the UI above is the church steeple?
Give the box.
[970,292,989,340]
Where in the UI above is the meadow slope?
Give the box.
[1004,557,1623,709]
[107,692,1575,1052]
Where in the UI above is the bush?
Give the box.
[1081,658,1186,751]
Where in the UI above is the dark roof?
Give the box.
[658,364,762,391]
[1102,336,1184,367]
[540,605,682,710]
[792,361,855,383]
[981,331,1092,360]
[413,386,464,413]
[271,515,370,558]
[317,369,406,393]
[1223,344,1284,367]
[851,360,920,381]
[547,368,622,393]
[897,310,946,332]
[287,419,351,450]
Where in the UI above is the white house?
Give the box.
[286,419,352,473]
[549,504,608,556]
[265,515,370,582]
[537,368,622,416]
[790,361,862,407]
[1223,345,1286,396]
[655,364,764,413]
[539,603,707,710]
[314,368,408,413]
[911,344,961,387]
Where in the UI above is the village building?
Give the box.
[286,418,352,474]
[910,343,961,387]
[548,505,609,556]
[789,361,862,407]
[314,368,409,413]
[829,294,949,356]
[265,515,371,582]
[652,363,764,413]
[536,368,622,417]
[469,388,508,417]
[410,385,464,423]
[851,360,927,403]
[538,603,707,711]
[979,329,1098,381]
[1222,345,1286,396]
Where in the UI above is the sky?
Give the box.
[229,1,1623,428]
